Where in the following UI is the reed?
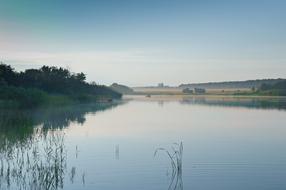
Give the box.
[154,142,183,190]
[0,130,67,190]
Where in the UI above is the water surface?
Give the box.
[1,96,286,190]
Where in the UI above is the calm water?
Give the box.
[1,96,286,190]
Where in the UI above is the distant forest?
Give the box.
[0,63,121,108]
[179,79,286,89]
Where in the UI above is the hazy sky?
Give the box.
[0,0,285,86]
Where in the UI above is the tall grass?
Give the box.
[0,130,67,190]
[154,142,183,190]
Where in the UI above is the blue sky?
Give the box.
[0,0,285,86]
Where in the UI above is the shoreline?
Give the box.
[124,94,286,99]
[123,94,286,105]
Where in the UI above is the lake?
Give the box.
[1,95,286,190]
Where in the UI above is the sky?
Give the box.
[0,0,285,86]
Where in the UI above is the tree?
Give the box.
[0,63,17,85]
[0,63,122,106]
[75,72,86,82]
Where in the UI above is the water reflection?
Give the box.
[169,169,183,190]
[180,96,286,110]
[0,102,121,129]
[1,97,286,189]
[0,102,123,190]
[0,102,122,140]
[0,130,66,190]
[126,95,286,110]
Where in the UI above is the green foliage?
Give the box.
[258,80,286,96]
[234,80,286,96]
[46,95,74,106]
[0,63,122,108]
[0,86,48,108]
[0,63,17,85]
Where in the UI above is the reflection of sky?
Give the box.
[1,0,286,86]
[62,100,286,189]
[1,98,286,189]
[66,101,286,139]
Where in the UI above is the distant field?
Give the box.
[132,87,251,95]
[133,87,181,94]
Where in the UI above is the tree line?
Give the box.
[179,78,285,89]
[258,80,286,96]
[0,63,121,107]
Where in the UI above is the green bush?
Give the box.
[0,86,48,108]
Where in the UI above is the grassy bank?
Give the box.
[0,86,118,109]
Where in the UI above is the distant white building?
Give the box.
[158,83,164,87]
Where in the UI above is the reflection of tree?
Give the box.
[0,102,122,144]
[0,111,34,153]
[0,102,124,189]
[34,102,122,130]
